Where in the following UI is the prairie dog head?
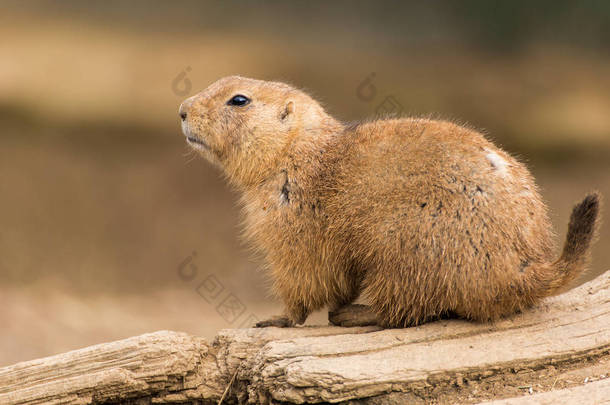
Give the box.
[179,76,336,188]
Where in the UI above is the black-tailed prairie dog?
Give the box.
[179,76,601,328]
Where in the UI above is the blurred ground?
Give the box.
[1,1,609,366]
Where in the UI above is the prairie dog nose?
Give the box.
[179,95,197,122]
[178,104,188,122]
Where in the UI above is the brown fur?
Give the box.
[179,76,601,328]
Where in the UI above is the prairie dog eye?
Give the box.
[227,94,251,107]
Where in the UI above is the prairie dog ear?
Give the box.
[279,101,294,121]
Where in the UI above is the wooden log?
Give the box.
[1,271,609,404]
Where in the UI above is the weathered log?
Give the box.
[1,271,609,404]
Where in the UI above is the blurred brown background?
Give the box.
[1,1,609,366]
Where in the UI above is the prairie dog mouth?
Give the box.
[180,114,206,148]
[186,135,209,148]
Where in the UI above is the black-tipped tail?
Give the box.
[562,192,600,262]
[547,192,601,294]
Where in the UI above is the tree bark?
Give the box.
[1,271,609,404]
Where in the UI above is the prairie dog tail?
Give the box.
[544,192,601,296]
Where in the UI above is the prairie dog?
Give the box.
[179,76,600,328]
